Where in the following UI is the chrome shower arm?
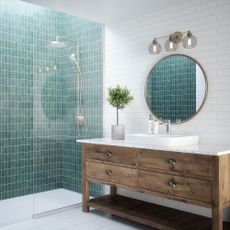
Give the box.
[57,36,78,44]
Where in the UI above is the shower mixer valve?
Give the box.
[75,115,85,124]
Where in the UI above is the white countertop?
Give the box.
[77,138,230,156]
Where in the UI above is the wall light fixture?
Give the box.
[150,31,197,55]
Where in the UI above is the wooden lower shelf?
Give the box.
[88,195,230,230]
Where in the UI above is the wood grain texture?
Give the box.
[218,155,230,207]
[86,177,212,208]
[85,144,137,166]
[138,149,213,178]
[82,144,230,230]
[138,170,211,204]
[82,145,90,212]
[88,195,230,230]
[86,161,137,187]
[212,156,225,230]
[110,185,117,197]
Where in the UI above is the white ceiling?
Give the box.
[23,0,172,24]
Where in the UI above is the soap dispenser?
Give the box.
[153,120,159,134]
[148,114,153,134]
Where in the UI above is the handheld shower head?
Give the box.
[69,53,77,62]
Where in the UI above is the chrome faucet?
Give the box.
[165,119,171,135]
[160,119,171,135]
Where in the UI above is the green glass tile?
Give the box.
[0,0,103,201]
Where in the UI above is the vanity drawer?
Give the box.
[85,144,136,166]
[138,170,211,203]
[138,149,213,177]
[86,161,137,187]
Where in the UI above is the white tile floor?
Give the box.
[0,189,82,227]
[34,189,82,214]
[0,207,153,230]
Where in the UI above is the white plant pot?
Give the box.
[111,125,125,140]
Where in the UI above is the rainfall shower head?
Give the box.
[69,53,77,62]
[49,36,67,48]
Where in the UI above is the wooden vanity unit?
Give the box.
[81,141,230,230]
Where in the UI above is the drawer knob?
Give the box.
[168,180,177,188]
[105,170,112,176]
[105,151,113,157]
[168,159,176,166]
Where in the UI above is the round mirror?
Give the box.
[145,54,208,123]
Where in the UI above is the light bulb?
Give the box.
[187,38,192,46]
[152,38,161,55]
[165,35,178,52]
[182,31,197,49]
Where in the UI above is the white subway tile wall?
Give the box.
[104,0,230,145]
[104,0,230,220]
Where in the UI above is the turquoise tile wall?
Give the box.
[0,0,34,200]
[32,5,65,195]
[62,15,103,196]
[0,0,103,200]
[149,56,196,122]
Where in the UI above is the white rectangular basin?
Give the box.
[126,133,199,147]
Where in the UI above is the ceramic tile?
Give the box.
[0,208,154,230]
[0,0,103,204]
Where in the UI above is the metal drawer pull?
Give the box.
[105,151,113,157]
[168,159,176,166]
[105,170,112,176]
[168,180,177,188]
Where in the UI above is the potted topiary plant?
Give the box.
[107,85,133,140]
